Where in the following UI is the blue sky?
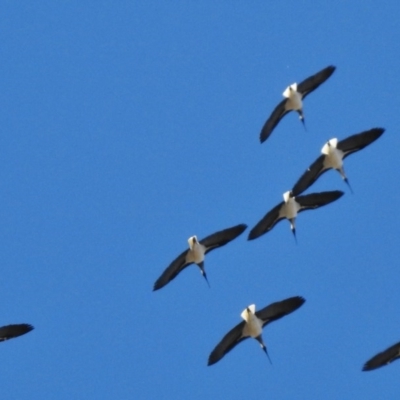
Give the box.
[1,2,399,399]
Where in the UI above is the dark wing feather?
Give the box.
[153,250,191,291]
[363,342,400,371]
[291,155,329,196]
[337,128,385,159]
[0,324,34,341]
[296,190,344,212]
[248,202,285,240]
[256,296,306,327]
[201,224,247,254]
[260,99,289,143]
[208,321,247,366]
[297,65,336,99]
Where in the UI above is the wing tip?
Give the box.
[334,190,345,199]
[207,351,222,366]
[323,65,336,76]
[371,127,386,138]
[0,323,35,341]
[247,230,258,241]
[362,364,372,371]
[290,296,306,310]
[236,223,248,233]
[259,130,269,144]
[152,279,164,291]
[296,295,306,304]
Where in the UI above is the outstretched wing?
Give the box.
[291,155,329,196]
[296,191,344,212]
[153,250,191,291]
[248,202,285,240]
[363,342,400,371]
[208,321,247,366]
[201,224,247,254]
[297,65,336,99]
[260,99,290,143]
[256,296,306,327]
[338,128,385,159]
[0,324,34,341]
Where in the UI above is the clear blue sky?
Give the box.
[1,2,399,399]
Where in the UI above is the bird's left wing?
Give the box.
[153,250,191,291]
[260,99,290,143]
[291,155,329,196]
[248,202,285,240]
[208,321,247,366]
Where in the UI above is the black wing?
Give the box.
[201,224,247,254]
[296,190,344,212]
[338,128,385,159]
[256,296,306,327]
[208,321,247,366]
[0,324,34,341]
[260,99,290,143]
[297,66,336,99]
[363,342,400,371]
[248,202,285,240]
[291,155,330,196]
[153,250,191,291]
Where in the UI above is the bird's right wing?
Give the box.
[291,155,329,196]
[337,128,385,159]
[297,191,344,212]
[201,224,247,254]
[0,324,34,341]
[208,321,247,366]
[153,250,191,291]
[248,202,285,240]
[260,99,289,143]
[256,296,306,327]
[363,342,400,371]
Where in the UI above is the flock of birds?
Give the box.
[153,65,400,372]
[2,65,397,374]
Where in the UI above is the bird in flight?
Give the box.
[153,223,247,291]
[291,128,385,196]
[260,65,336,143]
[248,190,344,242]
[208,296,305,366]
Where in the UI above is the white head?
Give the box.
[283,190,293,203]
[321,138,338,155]
[283,83,298,98]
[188,235,198,250]
[240,304,256,322]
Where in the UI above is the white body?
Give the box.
[321,138,346,176]
[241,304,263,338]
[283,83,303,111]
[186,236,206,264]
[281,191,300,219]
